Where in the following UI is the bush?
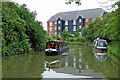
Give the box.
[76,37,85,43]
[68,37,76,42]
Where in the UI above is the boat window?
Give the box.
[98,41,107,47]
[46,42,59,49]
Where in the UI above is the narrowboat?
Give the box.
[45,41,69,56]
[93,38,107,52]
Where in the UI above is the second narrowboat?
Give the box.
[93,38,107,53]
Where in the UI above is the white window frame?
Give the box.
[58,21,60,24]
[50,27,52,32]
[65,26,68,31]
[65,21,68,25]
[79,19,81,22]
[55,26,57,30]
[79,25,81,29]
[73,20,76,25]
[73,26,76,31]
[58,26,60,30]
[50,22,52,26]
[58,32,60,37]
[86,19,89,22]
[55,32,57,35]
[50,32,52,36]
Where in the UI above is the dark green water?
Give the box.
[2,45,119,79]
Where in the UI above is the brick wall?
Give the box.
[84,19,92,27]
[47,22,57,36]
[47,22,50,36]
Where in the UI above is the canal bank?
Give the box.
[2,45,119,79]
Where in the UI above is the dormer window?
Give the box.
[79,19,81,22]
[58,21,60,24]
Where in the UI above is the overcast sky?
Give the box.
[12,0,110,31]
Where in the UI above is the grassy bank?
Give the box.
[107,41,120,58]
[68,41,84,45]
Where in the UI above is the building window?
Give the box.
[58,32,60,37]
[86,19,89,22]
[58,21,60,24]
[73,26,76,31]
[50,27,52,32]
[50,22,52,26]
[55,32,57,36]
[58,26,60,30]
[79,19,81,22]
[79,25,81,29]
[65,26,68,31]
[65,21,68,25]
[50,33,52,36]
[73,20,76,25]
[55,26,57,30]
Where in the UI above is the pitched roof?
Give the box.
[48,8,108,22]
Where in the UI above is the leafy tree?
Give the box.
[61,30,70,39]
[81,27,87,38]
[74,27,80,37]
[2,2,48,55]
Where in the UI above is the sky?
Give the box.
[12,0,111,31]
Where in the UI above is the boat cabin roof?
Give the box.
[94,39,107,41]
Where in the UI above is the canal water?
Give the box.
[2,45,119,79]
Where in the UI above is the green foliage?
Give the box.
[68,41,83,45]
[61,30,70,39]
[68,37,76,42]
[68,36,85,43]
[2,2,48,55]
[76,36,85,43]
[82,4,120,41]
[74,27,80,37]
[107,41,120,57]
[81,2,120,57]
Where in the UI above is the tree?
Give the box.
[74,27,80,37]
[65,0,120,10]
[2,2,48,55]
[61,30,70,39]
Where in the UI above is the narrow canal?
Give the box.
[2,45,119,79]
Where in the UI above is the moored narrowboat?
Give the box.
[93,38,107,52]
[45,40,69,56]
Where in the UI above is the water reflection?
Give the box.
[43,51,105,78]
[2,45,118,79]
[93,49,107,62]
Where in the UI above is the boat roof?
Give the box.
[94,39,107,42]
